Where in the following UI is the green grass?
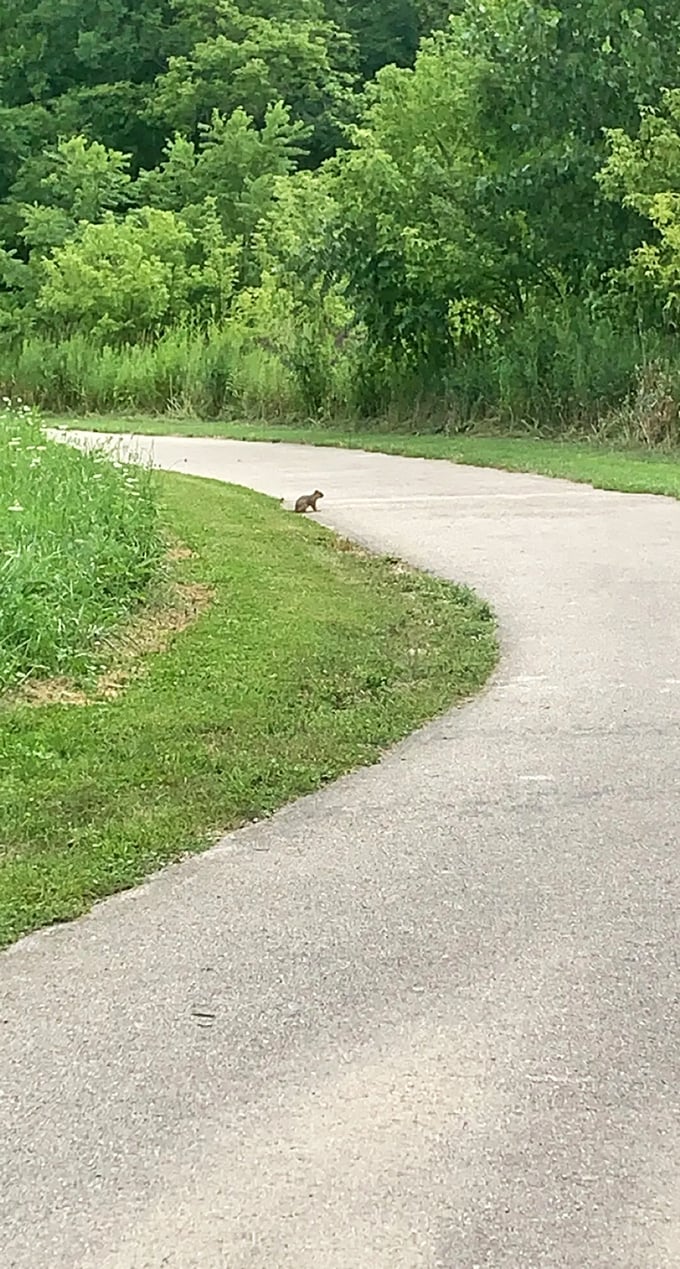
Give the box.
[64,415,680,500]
[0,471,497,948]
[0,405,163,689]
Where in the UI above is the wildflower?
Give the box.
[8,503,23,512]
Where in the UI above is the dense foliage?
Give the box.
[1,0,680,435]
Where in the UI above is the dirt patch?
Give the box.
[10,580,214,708]
[166,541,196,563]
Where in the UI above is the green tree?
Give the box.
[326,44,492,366]
[448,0,680,288]
[324,0,680,366]
[0,0,172,171]
[599,90,680,326]
[415,1,462,36]
[0,137,134,327]
[136,101,308,240]
[35,208,194,338]
[12,136,132,240]
[1,135,130,287]
[154,0,357,166]
[334,0,419,79]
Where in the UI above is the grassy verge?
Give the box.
[0,472,497,948]
[61,415,680,499]
[1,405,163,688]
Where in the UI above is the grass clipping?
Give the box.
[0,472,497,948]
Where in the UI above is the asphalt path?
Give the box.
[1,432,679,1267]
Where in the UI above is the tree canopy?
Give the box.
[1,0,679,381]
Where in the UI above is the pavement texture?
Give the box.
[2,432,680,1269]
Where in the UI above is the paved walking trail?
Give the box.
[2,434,679,1268]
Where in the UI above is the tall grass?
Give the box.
[0,403,163,689]
[445,305,658,432]
[0,303,678,441]
[353,304,677,437]
[0,326,298,419]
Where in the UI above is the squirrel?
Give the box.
[294,490,324,513]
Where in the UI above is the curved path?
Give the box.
[2,434,680,1268]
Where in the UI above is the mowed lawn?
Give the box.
[65,415,680,500]
[0,471,497,948]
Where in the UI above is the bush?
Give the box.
[0,402,163,688]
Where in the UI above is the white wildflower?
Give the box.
[8,503,23,512]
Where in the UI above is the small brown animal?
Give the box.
[294,490,324,513]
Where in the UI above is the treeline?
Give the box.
[1,0,680,440]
